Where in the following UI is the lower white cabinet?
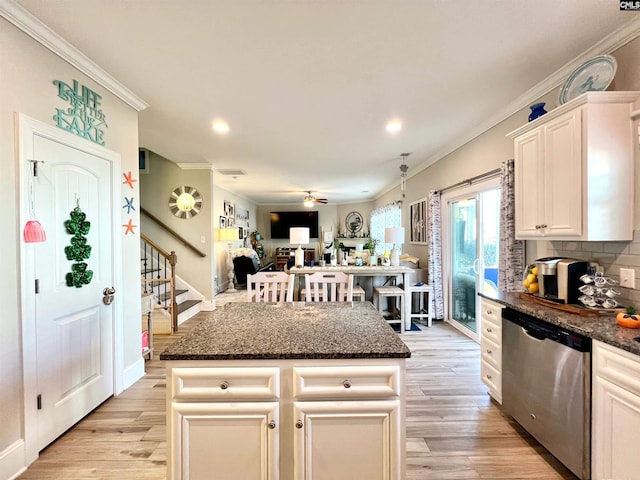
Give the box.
[167,360,405,480]
[479,298,504,403]
[592,340,640,480]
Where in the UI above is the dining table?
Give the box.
[289,264,416,330]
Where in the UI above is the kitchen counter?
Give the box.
[481,292,640,356]
[159,301,411,360]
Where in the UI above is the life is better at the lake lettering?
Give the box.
[53,79,108,146]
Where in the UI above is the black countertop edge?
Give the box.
[480,292,640,357]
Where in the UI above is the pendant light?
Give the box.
[399,153,410,198]
[23,160,46,243]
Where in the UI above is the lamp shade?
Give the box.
[385,227,405,244]
[290,227,310,245]
[219,227,239,242]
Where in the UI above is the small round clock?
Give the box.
[169,186,202,219]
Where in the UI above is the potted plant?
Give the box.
[617,306,640,329]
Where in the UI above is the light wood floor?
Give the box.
[19,312,577,479]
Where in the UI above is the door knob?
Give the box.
[102,287,115,305]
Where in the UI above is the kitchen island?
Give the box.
[160,301,411,480]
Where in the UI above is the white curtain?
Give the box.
[370,203,401,254]
[498,159,525,291]
[427,191,444,320]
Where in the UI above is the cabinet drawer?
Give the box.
[481,359,501,400]
[481,319,501,345]
[171,367,280,401]
[480,300,503,328]
[481,337,501,371]
[293,365,400,400]
[594,340,640,397]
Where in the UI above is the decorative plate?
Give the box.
[558,55,617,105]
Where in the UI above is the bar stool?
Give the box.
[373,286,404,333]
[404,283,433,327]
[352,285,366,301]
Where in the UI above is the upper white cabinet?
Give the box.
[508,92,639,241]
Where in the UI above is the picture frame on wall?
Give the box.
[409,198,428,244]
[238,226,244,239]
[224,200,234,217]
[219,216,226,229]
[228,217,235,227]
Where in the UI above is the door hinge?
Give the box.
[35,279,40,294]
[37,394,42,410]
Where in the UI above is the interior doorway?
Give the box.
[442,177,500,341]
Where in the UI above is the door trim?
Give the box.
[441,177,500,343]
[17,113,123,463]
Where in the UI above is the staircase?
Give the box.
[141,233,202,333]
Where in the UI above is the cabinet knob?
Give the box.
[530,413,536,421]
[486,309,492,315]
[486,328,492,333]
[220,381,229,390]
[540,224,547,229]
[343,380,352,389]
[268,420,276,430]
[486,349,492,354]
[295,420,304,429]
[486,374,492,380]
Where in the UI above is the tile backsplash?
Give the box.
[548,229,640,309]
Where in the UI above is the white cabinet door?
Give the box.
[592,341,640,480]
[293,400,402,480]
[542,109,582,237]
[169,402,279,480]
[514,128,544,237]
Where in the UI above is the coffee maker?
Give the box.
[535,257,589,304]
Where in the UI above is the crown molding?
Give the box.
[407,15,640,182]
[0,0,148,112]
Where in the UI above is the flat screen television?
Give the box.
[270,211,319,239]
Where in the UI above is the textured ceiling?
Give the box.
[13,0,637,204]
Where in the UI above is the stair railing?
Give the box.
[141,233,178,332]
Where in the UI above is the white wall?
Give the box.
[0,16,141,474]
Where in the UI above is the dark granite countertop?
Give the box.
[481,292,640,356]
[159,301,411,361]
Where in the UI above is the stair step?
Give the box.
[177,299,202,315]
[158,289,187,302]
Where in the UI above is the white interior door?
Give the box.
[19,115,119,455]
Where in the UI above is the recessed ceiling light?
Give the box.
[385,120,402,133]
[212,120,230,134]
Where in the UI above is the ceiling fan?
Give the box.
[303,191,328,207]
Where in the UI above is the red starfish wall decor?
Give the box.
[122,171,137,189]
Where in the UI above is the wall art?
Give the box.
[409,198,428,244]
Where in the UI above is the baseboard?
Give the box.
[0,439,27,480]
[122,357,145,391]
[200,300,214,311]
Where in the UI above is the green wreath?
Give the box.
[65,205,93,287]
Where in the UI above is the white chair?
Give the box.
[352,285,366,301]
[247,271,294,303]
[304,272,353,302]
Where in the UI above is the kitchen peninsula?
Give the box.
[160,301,411,480]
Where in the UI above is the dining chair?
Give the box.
[246,271,295,302]
[304,271,353,302]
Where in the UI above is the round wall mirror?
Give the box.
[169,186,202,219]
[345,211,363,234]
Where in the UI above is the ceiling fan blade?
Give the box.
[315,198,329,204]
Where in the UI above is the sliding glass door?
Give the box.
[443,179,500,341]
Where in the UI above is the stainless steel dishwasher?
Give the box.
[502,307,591,480]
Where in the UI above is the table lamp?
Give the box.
[219,227,239,292]
[385,227,405,267]
[290,227,310,267]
